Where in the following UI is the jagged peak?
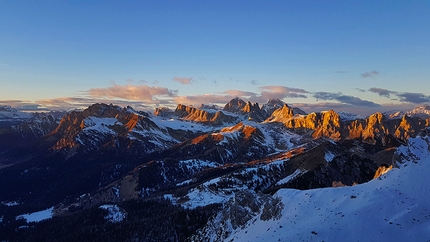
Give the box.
[367,112,386,122]
[241,101,261,113]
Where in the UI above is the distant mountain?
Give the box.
[1,99,430,241]
[0,106,32,122]
[386,105,430,119]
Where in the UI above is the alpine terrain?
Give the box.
[1,99,430,241]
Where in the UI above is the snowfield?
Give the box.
[225,135,430,242]
[16,207,54,223]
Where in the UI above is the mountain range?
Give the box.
[1,98,430,241]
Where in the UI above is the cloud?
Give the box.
[86,83,177,102]
[173,77,194,85]
[368,87,397,98]
[313,92,380,107]
[0,100,46,111]
[223,90,257,97]
[361,70,379,78]
[250,80,260,85]
[259,86,309,101]
[397,92,430,104]
[174,94,234,106]
[367,87,430,104]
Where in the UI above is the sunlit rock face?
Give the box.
[268,106,430,144]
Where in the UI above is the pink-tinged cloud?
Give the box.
[223,90,257,97]
[173,77,193,85]
[174,94,234,106]
[86,83,177,102]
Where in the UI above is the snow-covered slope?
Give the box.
[197,134,430,241]
[386,105,430,119]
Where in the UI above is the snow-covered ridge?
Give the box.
[222,135,430,242]
[337,111,364,121]
[386,105,430,119]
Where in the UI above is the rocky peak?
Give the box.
[223,98,247,113]
[173,103,237,125]
[265,104,295,123]
[82,103,122,118]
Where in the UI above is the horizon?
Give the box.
[3,97,430,118]
[1,1,430,116]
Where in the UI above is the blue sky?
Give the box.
[1,1,430,115]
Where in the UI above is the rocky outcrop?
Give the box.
[174,104,237,125]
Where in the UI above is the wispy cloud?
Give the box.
[250,80,260,85]
[86,83,177,102]
[0,100,46,111]
[368,87,397,98]
[223,90,257,97]
[313,92,380,107]
[173,77,194,85]
[259,86,309,100]
[361,70,379,78]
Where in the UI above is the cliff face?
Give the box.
[174,104,237,125]
[268,107,430,144]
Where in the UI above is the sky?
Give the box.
[1,1,430,116]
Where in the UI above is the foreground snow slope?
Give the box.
[227,135,430,242]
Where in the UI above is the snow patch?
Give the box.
[276,169,306,185]
[99,204,127,223]
[324,151,336,162]
[16,207,54,223]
